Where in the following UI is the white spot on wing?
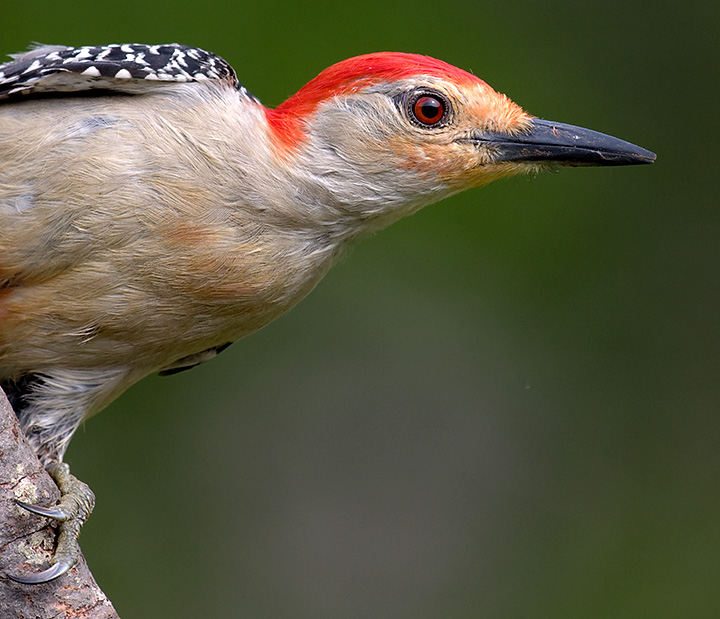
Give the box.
[24,59,43,73]
[74,48,94,60]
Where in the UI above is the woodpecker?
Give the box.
[0,43,655,584]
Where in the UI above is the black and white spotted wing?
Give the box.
[0,43,253,100]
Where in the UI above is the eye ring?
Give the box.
[410,93,446,126]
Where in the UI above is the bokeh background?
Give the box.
[2,2,718,617]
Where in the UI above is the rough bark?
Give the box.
[0,387,119,618]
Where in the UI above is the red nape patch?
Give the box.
[265,52,486,148]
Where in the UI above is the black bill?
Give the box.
[474,119,656,166]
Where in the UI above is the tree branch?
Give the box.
[0,387,119,618]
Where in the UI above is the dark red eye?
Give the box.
[412,95,445,126]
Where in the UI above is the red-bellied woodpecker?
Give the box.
[0,43,655,583]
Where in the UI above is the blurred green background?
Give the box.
[2,2,718,617]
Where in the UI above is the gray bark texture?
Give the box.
[0,387,119,618]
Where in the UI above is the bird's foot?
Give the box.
[10,462,95,584]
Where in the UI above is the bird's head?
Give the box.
[265,53,654,231]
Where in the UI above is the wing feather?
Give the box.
[0,43,249,100]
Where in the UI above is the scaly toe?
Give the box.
[9,463,95,584]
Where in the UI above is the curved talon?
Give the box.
[15,499,71,521]
[9,560,73,584]
[10,463,94,584]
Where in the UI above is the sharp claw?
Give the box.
[8,561,72,584]
[10,464,94,584]
[15,499,70,521]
